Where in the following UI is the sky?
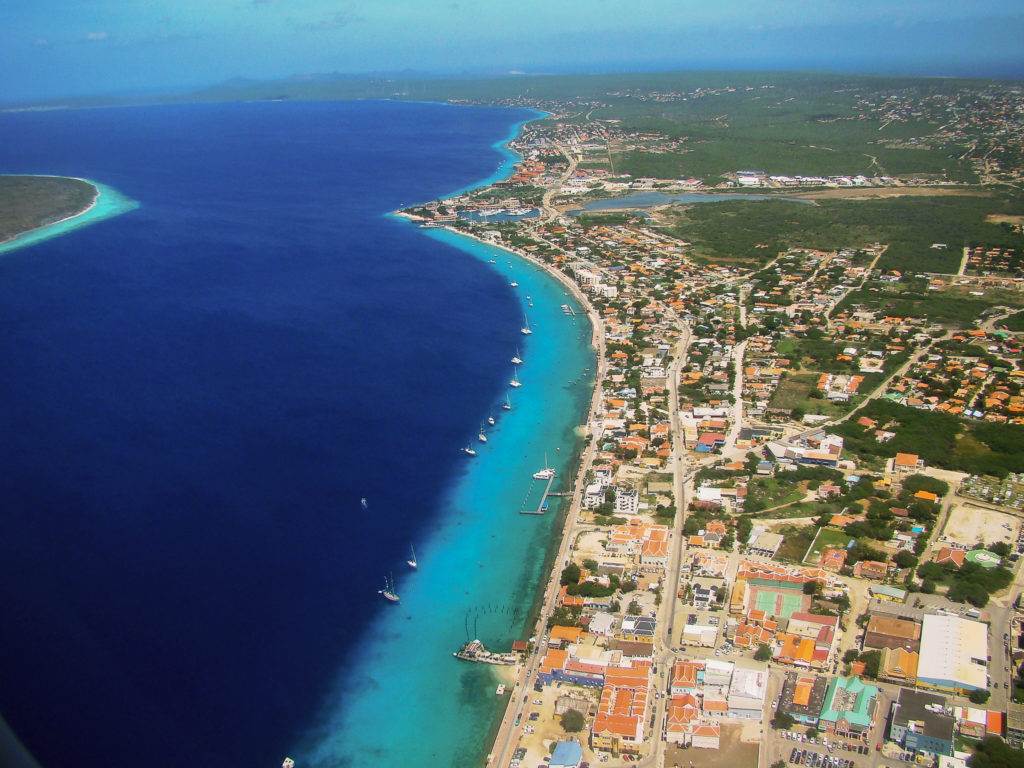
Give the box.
[2,0,1023,102]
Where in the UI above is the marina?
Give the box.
[520,471,556,515]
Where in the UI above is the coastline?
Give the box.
[425,223,607,767]
[0,176,138,255]
[367,108,604,767]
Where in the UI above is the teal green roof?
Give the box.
[819,676,878,728]
[965,549,1000,568]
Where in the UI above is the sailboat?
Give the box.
[478,423,488,443]
[533,452,556,480]
[509,370,522,388]
[378,574,400,603]
[360,497,368,509]
[462,445,477,456]
[501,394,512,411]
[520,316,532,335]
[487,413,496,426]
[407,546,418,570]
[510,280,519,288]
[511,347,523,365]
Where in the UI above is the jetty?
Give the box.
[453,639,518,666]
[519,473,556,515]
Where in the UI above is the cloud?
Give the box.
[85,31,109,42]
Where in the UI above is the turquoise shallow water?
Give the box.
[298,228,595,767]
[0,180,137,255]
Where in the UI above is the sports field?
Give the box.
[752,587,808,619]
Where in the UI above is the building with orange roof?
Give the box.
[670,660,703,695]
[819,547,848,572]
[778,670,828,726]
[879,647,919,684]
[591,661,651,753]
[914,489,939,503]
[549,625,587,647]
[934,547,965,569]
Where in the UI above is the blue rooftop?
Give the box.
[551,739,584,768]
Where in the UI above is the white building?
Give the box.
[916,614,988,693]
[615,488,640,516]
[727,667,767,719]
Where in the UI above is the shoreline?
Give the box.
[0,175,99,247]
[0,176,138,256]
[396,211,607,766]
[393,109,604,766]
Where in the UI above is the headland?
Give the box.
[0,175,137,255]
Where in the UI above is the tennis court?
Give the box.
[752,587,807,619]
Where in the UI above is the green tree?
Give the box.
[967,735,1024,768]
[894,550,918,569]
[561,709,586,733]
[969,689,991,705]
[772,713,796,730]
[755,644,773,662]
[560,562,581,586]
[627,599,642,616]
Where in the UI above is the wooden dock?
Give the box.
[520,474,556,515]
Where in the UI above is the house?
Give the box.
[887,452,924,482]
[550,740,584,768]
[888,689,954,757]
[671,660,703,695]
[934,547,965,569]
[853,560,888,580]
[879,647,920,684]
[620,616,657,643]
[819,547,848,572]
[747,530,784,558]
[818,676,879,741]
[778,671,828,726]
[864,615,921,652]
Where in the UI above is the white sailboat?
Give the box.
[478,423,488,443]
[360,497,368,509]
[487,413,496,426]
[511,347,523,365]
[462,445,477,456]
[509,370,522,388]
[501,394,512,411]
[407,546,418,570]
[520,316,532,335]
[533,452,556,480]
[510,280,519,287]
[378,574,400,603]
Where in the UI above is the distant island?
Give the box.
[0,175,97,245]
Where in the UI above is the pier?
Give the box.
[519,473,556,515]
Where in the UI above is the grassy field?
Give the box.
[659,194,1024,271]
[775,525,817,563]
[770,373,819,410]
[0,175,96,243]
[804,527,854,563]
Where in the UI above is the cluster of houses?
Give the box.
[884,331,1024,423]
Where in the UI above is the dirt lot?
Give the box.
[939,502,1020,548]
[665,723,760,768]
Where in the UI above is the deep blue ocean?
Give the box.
[0,101,594,767]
